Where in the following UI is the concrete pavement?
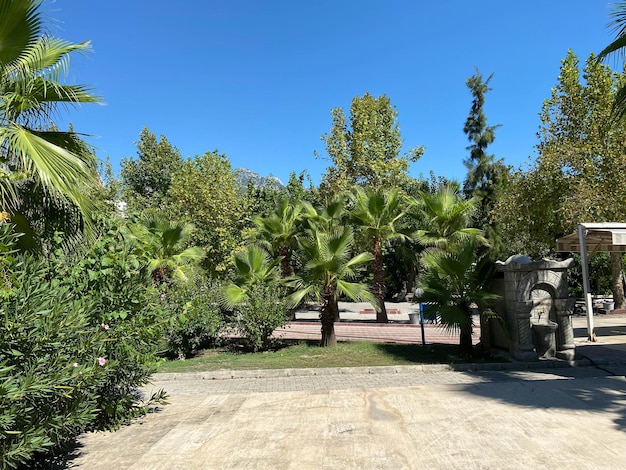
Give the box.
[66,308,626,469]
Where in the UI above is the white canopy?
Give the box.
[556,223,626,341]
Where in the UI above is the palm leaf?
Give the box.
[0,0,41,65]
[0,124,97,231]
[336,279,377,305]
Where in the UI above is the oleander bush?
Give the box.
[0,256,109,469]
[55,223,168,430]
[0,224,167,469]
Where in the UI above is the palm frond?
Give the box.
[598,2,626,62]
[0,0,41,65]
[336,279,377,305]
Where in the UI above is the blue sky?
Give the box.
[50,1,615,185]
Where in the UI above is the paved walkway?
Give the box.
[66,307,626,469]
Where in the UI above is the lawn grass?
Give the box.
[155,340,507,374]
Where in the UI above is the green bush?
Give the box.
[0,222,168,468]
[0,257,108,469]
[55,222,168,430]
[234,282,289,351]
[164,280,224,359]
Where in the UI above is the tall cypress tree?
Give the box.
[462,69,508,259]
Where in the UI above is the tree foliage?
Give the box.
[494,51,626,305]
[168,150,244,276]
[120,127,183,210]
[318,93,423,198]
[251,198,305,278]
[125,212,204,284]
[0,0,101,244]
[462,69,508,259]
[410,184,485,252]
[496,51,626,247]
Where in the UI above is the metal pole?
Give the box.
[578,224,596,341]
[414,287,426,346]
[419,302,426,346]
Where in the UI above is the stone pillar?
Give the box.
[554,298,576,360]
[512,300,538,361]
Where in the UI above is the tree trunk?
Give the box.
[152,266,168,285]
[610,252,625,309]
[279,245,292,278]
[459,324,473,355]
[478,308,491,354]
[459,302,474,355]
[320,289,337,347]
[372,237,388,323]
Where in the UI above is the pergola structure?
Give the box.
[556,223,626,341]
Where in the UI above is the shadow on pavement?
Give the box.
[458,367,626,433]
[574,324,626,336]
[375,343,503,365]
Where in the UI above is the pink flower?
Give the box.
[73,362,79,368]
[101,323,110,330]
[97,357,107,366]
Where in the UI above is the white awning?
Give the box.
[555,223,626,342]
[556,223,626,253]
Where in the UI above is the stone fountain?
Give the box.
[493,255,576,361]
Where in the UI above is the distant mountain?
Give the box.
[234,168,284,189]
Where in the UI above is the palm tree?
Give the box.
[223,244,281,307]
[420,240,498,354]
[409,183,497,354]
[286,223,375,347]
[349,187,407,322]
[597,2,626,119]
[126,213,204,284]
[410,184,486,252]
[252,198,303,278]
[299,195,350,321]
[0,0,101,236]
[300,196,347,233]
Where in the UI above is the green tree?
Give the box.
[242,180,287,221]
[120,127,183,210]
[223,244,281,306]
[349,187,407,322]
[126,213,204,284]
[420,240,498,354]
[286,215,375,347]
[0,0,101,239]
[494,51,626,307]
[169,150,244,276]
[318,93,423,198]
[252,198,304,278]
[493,166,565,258]
[286,170,317,205]
[462,69,508,259]
[410,184,485,252]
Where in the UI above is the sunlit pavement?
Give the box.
[67,309,626,470]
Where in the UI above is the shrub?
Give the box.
[0,221,169,468]
[163,280,224,359]
[0,257,108,469]
[55,223,168,430]
[234,282,289,351]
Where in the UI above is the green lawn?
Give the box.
[155,340,506,374]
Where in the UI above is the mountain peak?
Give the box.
[234,168,284,189]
